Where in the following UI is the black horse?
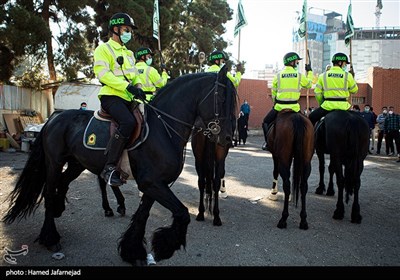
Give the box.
[266,110,314,229]
[314,110,369,223]
[3,67,237,265]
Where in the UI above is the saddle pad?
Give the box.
[83,116,111,150]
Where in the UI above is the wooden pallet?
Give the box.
[18,114,43,130]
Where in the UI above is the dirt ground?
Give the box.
[0,134,399,272]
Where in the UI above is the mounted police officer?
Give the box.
[308,52,358,126]
[135,47,169,102]
[93,12,146,187]
[206,50,242,88]
[262,52,313,150]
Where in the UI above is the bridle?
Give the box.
[144,75,227,142]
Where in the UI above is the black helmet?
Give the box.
[136,47,154,60]
[332,53,350,64]
[209,50,229,63]
[283,52,302,66]
[109,13,137,30]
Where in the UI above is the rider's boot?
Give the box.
[100,130,129,187]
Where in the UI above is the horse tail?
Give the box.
[2,125,47,224]
[343,116,368,203]
[292,114,306,206]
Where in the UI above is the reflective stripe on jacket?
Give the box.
[206,64,242,88]
[314,66,358,111]
[136,61,169,101]
[93,39,140,102]
[271,66,313,112]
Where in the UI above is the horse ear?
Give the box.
[218,64,228,83]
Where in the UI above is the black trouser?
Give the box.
[100,95,137,138]
[308,107,329,126]
[376,130,390,154]
[263,109,278,125]
[386,130,400,155]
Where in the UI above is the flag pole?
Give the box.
[349,38,353,105]
[238,30,241,62]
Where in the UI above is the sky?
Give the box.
[224,0,400,75]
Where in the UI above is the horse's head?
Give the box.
[197,65,237,147]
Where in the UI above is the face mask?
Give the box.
[219,62,225,69]
[145,58,153,66]
[81,107,86,110]
[389,110,393,114]
[383,110,387,114]
[342,66,348,72]
[364,108,370,112]
[120,32,131,44]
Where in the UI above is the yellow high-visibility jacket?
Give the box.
[271,66,313,112]
[206,64,242,88]
[93,39,140,102]
[135,61,169,101]
[314,66,358,111]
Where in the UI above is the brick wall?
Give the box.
[238,67,400,129]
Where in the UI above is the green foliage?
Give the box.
[1,0,238,86]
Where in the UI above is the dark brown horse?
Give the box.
[191,132,231,226]
[266,110,314,229]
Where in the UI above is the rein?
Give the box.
[144,77,226,142]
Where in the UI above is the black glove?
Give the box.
[236,63,243,73]
[349,66,355,77]
[126,84,146,101]
[160,63,166,70]
[305,64,312,72]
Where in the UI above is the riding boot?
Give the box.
[100,130,129,187]
[262,122,269,150]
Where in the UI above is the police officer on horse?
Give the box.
[308,53,358,125]
[262,52,313,150]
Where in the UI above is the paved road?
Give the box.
[0,135,399,271]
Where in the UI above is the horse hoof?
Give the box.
[219,191,228,199]
[277,220,287,229]
[299,222,309,230]
[268,193,278,201]
[333,212,344,220]
[47,243,62,252]
[351,214,362,224]
[104,210,114,217]
[196,213,205,221]
[213,218,222,226]
[117,207,126,216]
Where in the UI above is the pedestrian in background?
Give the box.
[376,106,389,155]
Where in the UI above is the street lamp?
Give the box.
[198,52,205,72]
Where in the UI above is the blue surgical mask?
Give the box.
[145,58,153,66]
[120,32,132,44]
[342,65,348,72]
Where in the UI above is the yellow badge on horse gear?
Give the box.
[87,133,96,146]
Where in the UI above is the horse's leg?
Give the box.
[54,161,85,218]
[299,162,311,230]
[119,194,155,266]
[315,151,326,195]
[332,160,345,220]
[37,163,64,251]
[350,161,363,224]
[277,163,291,229]
[268,156,279,201]
[212,153,226,226]
[195,173,206,222]
[143,184,190,262]
[97,176,126,216]
[326,161,335,196]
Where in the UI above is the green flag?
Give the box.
[153,0,159,40]
[377,0,383,10]
[234,0,247,38]
[298,0,307,38]
[344,3,354,47]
